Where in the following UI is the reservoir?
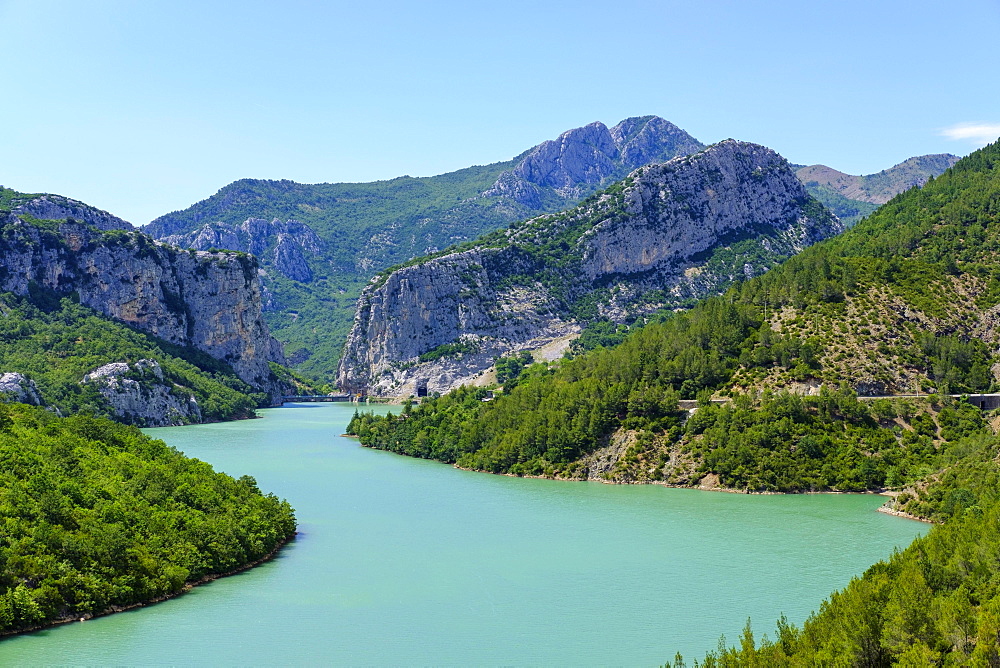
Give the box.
[1,403,928,665]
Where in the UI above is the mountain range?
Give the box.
[141,117,956,384]
[338,140,842,395]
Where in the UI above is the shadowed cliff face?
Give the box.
[0,215,286,401]
[338,140,844,397]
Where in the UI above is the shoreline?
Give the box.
[349,436,936,522]
[453,461,933,517]
[0,532,297,640]
[876,503,931,523]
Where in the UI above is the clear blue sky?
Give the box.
[2,0,998,225]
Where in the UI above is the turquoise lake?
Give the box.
[1,403,928,665]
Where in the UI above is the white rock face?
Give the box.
[82,359,202,426]
[0,372,43,405]
[338,140,844,397]
[484,116,704,206]
[157,217,323,283]
[0,217,285,403]
[12,195,133,230]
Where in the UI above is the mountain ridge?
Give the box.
[143,116,706,381]
[337,139,842,396]
[0,187,290,424]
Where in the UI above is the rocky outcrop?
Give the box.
[157,217,323,282]
[483,116,704,205]
[11,194,133,231]
[0,216,285,402]
[339,140,843,396]
[142,117,705,382]
[0,372,43,405]
[82,360,202,426]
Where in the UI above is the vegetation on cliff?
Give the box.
[0,404,296,635]
[0,189,299,424]
[0,292,266,424]
[145,117,704,383]
[339,140,843,396]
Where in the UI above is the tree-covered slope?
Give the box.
[0,292,267,425]
[0,404,296,636]
[675,439,1000,666]
[348,139,1000,490]
[144,117,705,381]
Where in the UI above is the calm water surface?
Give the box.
[2,403,927,666]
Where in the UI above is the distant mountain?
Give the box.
[344,139,1000,487]
[338,140,842,396]
[143,116,705,381]
[796,153,959,225]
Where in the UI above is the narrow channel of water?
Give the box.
[1,403,928,665]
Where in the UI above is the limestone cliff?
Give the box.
[143,116,705,382]
[0,213,286,402]
[82,359,202,426]
[157,217,323,284]
[8,192,134,231]
[483,116,704,206]
[0,372,43,406]
[338,140,843,396]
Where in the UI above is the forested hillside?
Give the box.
[339,140,841,397]
[349,140,1000,488]
[0,292,266,424]
[0,404,296,635]
[351,139,1000,664]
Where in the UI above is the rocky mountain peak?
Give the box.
[610,116,705,167]
[157,217,324,283]
[484,116,704,206]
[338,139,841,396]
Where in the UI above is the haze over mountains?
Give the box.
[795,153,960,225]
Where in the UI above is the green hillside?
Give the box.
[0,404,295,635]
[351,140,1000,664]
[349,140,1000,484]
[0,291,263,423]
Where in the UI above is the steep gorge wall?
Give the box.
[0,217,285,401]
[339,141,843,396]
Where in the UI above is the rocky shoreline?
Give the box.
[450,457,933,520]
